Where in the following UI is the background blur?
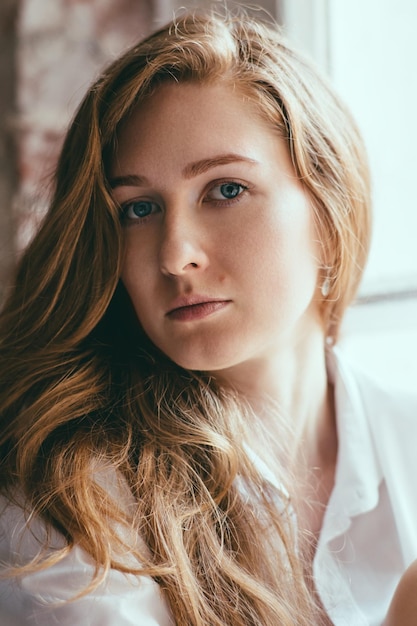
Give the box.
[0,0,416,390]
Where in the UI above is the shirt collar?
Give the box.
[324,346,383,533]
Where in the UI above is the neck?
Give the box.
[212,325,337,475]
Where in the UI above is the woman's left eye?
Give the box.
[206,182,248,202]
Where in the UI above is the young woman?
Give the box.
[0,11,416,626]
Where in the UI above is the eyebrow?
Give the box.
[109,153,257,189]
[182,153,258,178]
[109,174,149,189]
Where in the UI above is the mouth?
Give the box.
[166,298,231,322]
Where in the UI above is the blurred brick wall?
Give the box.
[15,0,153,252]
[0,1,19,304]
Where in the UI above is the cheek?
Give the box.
[242,215,319,302]
[120,247,152,318]
[238,212,315,274]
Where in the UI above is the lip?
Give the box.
[166,295,231,321]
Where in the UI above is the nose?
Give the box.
[158,211,209,277]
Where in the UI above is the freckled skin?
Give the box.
[111,82,322,377]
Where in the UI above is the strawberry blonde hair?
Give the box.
[0,10,371,625]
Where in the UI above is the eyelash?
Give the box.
[119,180,249,224]
[120,199,158,224]
[204,181,249,206]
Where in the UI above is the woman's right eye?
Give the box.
[121,200,159,221]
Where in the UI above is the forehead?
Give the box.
[120,81,270,131]
[111,82,288,175]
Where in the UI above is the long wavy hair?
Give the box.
[0,10,371,626]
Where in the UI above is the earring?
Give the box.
[321,267,332,298]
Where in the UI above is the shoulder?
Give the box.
[0,491,66,560]
[0,491,173,625]
[331,348,417,561]
[333,346,417,431]
[331,346,417,493]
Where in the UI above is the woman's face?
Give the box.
[110,82,323,374]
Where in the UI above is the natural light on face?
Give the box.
[110,82,323,380]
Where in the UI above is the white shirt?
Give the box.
[0,348,416,625]
[314,348,417,625]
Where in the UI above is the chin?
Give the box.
[169,355,221,373]
[152,331,253,373]
[164,346,237,373]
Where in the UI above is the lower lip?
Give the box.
[167,301,230,322]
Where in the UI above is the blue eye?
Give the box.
[220,183,241,198]
[207,182,247,202]
[122,200,158,220]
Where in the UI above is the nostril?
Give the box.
[158,233,209,276]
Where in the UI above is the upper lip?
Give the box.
[166,295,230,315]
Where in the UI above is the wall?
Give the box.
[328,0,417,296]
[0,0,19,303]
[2,0,152,295]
